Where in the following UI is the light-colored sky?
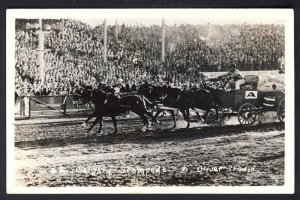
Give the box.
[79,18,284,28]
[73,9,286,27]
[9,9,287,27]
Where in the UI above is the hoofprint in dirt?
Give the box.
[14,114,284,187]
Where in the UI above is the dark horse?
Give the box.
[137,84,204,128]
[137,84,180,127]
[170,88,220,128]
[79,87,157,134]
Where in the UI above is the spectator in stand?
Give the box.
[15,19,284,94]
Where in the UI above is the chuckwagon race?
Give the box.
[10,10,292,190]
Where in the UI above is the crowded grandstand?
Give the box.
[15,19,285,97]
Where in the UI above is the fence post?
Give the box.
[19,97,22,117]
[28,96,31,118]
[63,95,67,115]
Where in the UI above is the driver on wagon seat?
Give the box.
[218,64,245,90]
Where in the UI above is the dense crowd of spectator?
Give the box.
[15,19,284,96]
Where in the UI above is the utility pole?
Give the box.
[161,18,165,62]
[62,19,65,40]
[103,19,107,63]
[161,18,166,75]
[38,19,45,84]
[115,19,118,39]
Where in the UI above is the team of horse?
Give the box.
[75,80,224,135]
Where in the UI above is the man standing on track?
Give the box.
[19,88,26,117]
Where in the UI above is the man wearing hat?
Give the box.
[218,63,245,90]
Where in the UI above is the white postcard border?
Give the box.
[6,9,294,194]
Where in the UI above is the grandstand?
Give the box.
[15,19,285,97]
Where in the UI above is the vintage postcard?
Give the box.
[6,9,294,194]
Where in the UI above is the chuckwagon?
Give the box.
[211,74,285,125]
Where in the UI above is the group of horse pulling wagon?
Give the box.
[77,73,285,134]
[145,73,285,126]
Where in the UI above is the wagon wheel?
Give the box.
[206,109,223,126]
[277,98,285,122]
[238,103,258,125]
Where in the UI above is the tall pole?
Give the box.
[103,19,107,63]
[38,19,45,84]
[39,19,42,32]
[62,19,65,40]
[161,18,165,62]
[115,19,118,39]
[161,18,165,75]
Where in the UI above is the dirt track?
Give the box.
[15,115,285,187]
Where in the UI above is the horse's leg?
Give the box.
[170,110,177,128]
[185,109,190,128]
[142,113,150,131]
[154,109,162,118]
[97,116,103,134]
[181,109,187,121]
[111,116,117,134]
[82,111,96,127]
[141,114,149,132]
[215,107,221,125]
[134,110,149,132]
[145,110,158,124]
[195,111,203,122]
[88,114,102,133]
[215,107,219,120]
[203,108,210,122]
[153,109,163,124]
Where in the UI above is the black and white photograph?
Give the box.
[6,9,294,193]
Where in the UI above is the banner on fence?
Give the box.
[203,70,282,78]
